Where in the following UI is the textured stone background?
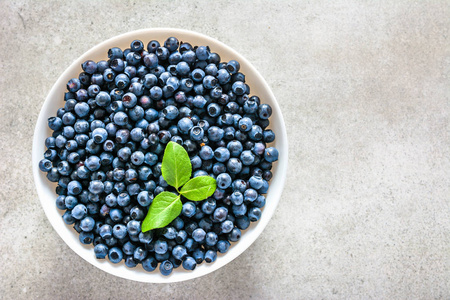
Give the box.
[1,1,449,299]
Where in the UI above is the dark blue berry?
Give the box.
[108,247,123,263]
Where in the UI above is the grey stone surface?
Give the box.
[1,0,449,299]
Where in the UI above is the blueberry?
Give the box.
[204,250,217,263]
[63,195,77,210]
[137,191,153,207]
[193,95,207,108]
[71,204,87,220]
[197,218,212,232]
[143,152,158,166]
[212,188,225,201]
[165,76,180,92]
[208,126,224,142]
[62,211,75,224]
[213,207,228,222]
[238,117,253,132]
[192,228,206,243]
[100,69,116,85]
[183,237,197,252]
[179,78,194,93]
[249,175,264,190]
[130,151,144,166]
[202,75,217,89]
[110,208,123,222]
[226,158,241,174]
[55,196,66,210]
[112,224,127,239]
[220,220,234,234]
[230,191,244,205]
[117,147,132,162]
[164,37,179,51]
[205,232,218,246]
[204,63,218,76]
[162,226,177,240]
[232,203,247,217]
[154,240,168,255]
[172,245,188,260]
[99,224,113,240]
[213,147,230,163]
[248,207,262,222]
[39,159,53,172]
[193,45,208,60]
[133,246,147,262]
[193,83,205,95]
[223,126,236,140]
[104,236,118,247]
[156,46,170,60]
[113,112,128,127]
[200,198,216,215]
[108,247,123,264]
[94,244,109,259]
[79,231,94,244]
[147,87,163,102]
[110,57,126,73]
[128,39,143,52]
[189,126,204,141]
[75,89,88,101]
[66,180,82,195]
[117,192,131,206]
[181,49,196,64]
[160,260,173,276]
[264,147,279,162]
[175,230,188,244]
[66,78,81,93]
[249,125,263,141]
[191,248,204,264]
[144,39,159,53]
[244,188,258,203]
[123,256,137,268]
[174,62,189,77]
[56,156,72,176]
[139,231,153,245]
[80,216,95,232]
[142,256,158,272]
[127,220,141,235]
[257,103,272,119]
[228,228,242,242]
[81,60,99,76]
[48,117,63,131]
[189,155,202,170]
[199,145,214,160]
[258,179,269,194]
[158,130,172,144]
[182,256,197,271]
[160,105,178,121]
[182,202,196,218]
[240,150,255,166]
[226,60,240,74]
[216,173,232,189]
[243,99,257,114]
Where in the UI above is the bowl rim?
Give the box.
[32,28,288,283]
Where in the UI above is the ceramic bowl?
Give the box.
[32,28,288,283]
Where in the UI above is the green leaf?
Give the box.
[180,176,217,201]
[161,141,192,189]
[142,192,182,232]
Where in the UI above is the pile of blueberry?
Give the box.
[39,37,278,276]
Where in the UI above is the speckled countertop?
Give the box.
[1,1,449,299]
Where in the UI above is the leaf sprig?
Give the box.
[142,142,217,232]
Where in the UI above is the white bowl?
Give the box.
[32,28,288,283]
